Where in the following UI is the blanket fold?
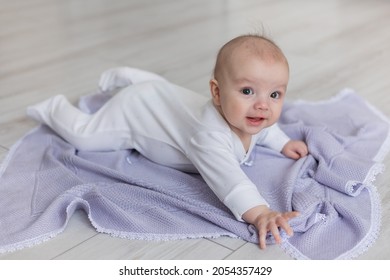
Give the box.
[0,88,389,259]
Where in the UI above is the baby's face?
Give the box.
[211,54,289,144]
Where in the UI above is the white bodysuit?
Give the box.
[27,78,290,221]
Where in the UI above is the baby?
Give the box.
[27,34,308,249]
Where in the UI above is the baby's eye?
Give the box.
[241,88,254,95]
[270,91,281,99]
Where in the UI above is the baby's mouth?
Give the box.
[246,116,266,125]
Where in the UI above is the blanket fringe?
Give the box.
[0,231,62,255]
[336,185,382,260]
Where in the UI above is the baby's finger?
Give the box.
[294,150,303,159]
[298,145,308,157]
[277,217,294,237]
[258,224,268,250]
[282,211,300,220]
[269,222,282,244]
[287,150,301,160]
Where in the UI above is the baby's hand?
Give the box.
[242,205,299,249]
[282,140,308,159]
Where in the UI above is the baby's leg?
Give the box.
[99,67,166,92]
[27,95,132,151]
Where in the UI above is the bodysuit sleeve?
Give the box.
[187,131,269,221]
[256,123,290,152]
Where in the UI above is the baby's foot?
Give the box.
[26,95,66,124]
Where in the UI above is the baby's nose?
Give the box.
[254,99,269,110]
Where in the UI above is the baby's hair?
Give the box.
[213,34,288,80]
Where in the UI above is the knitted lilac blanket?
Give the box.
[0,89,389,259]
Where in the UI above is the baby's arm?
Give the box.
[98,67,166,92]
[251,125,307,248]
[242,205,299,249]
[246,138,306,249]
[190,130,303,249]
[257,124,308,159]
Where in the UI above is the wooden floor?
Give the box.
[1,0,390,260]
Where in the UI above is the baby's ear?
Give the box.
[209,79,221,106]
